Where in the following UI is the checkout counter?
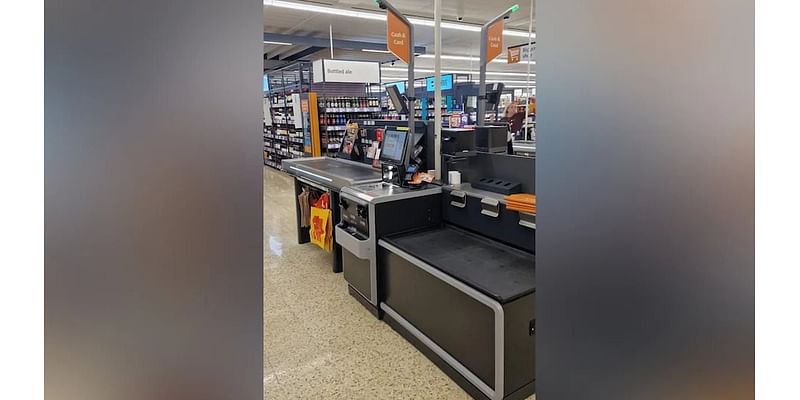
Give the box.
[335,129,442,316]
[333,127,535,399]
[512,140,536,157]
[377,152,536,400]
[282,157,382,272]
[293,108,535,398]
[283,121,435,273]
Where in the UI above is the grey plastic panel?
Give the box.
[335,225,372,259]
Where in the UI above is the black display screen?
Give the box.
[380,130,407,164]
[386,85,409,114]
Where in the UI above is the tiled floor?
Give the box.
[263,166,533,399]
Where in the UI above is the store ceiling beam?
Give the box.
[264,59,291,71]
[283,46,324,61]
[263,33,426,54]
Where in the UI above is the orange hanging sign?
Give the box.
[387,10,411,64]
[486,19,504,63]
[508,47,521,64]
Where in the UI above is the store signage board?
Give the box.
[312,59,380,84]
[507,43,535,63]
[291,93,303,129]
[387,9,411,64]
[426,74,453,92]
[486,19,505,63]
[263,98,273,125]
[508,47,521,64]
[449,114,462,128]
[312,60,324,83]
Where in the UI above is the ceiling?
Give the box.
[263,0,536,86]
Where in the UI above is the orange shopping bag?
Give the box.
[309,206,332,252]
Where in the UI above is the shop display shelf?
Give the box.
[319,107,382,113]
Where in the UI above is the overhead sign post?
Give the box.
[478,4,519,125]
[377,0,416,168]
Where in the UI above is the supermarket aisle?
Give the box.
[262,166,474,399]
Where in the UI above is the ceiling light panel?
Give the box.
[381,67,535,77]
[263,0,535,38]
[416,54,536,65]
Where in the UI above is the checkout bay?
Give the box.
[264,166,533,399]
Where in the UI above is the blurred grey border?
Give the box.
[536,0,753,399]
[45,1,263,399]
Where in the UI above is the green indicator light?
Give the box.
[511,4,520,13]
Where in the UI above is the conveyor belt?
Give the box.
[383,226,535,304]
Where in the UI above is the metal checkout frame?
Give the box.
[336,129,442,317]
[335,120,536,400]
[288,2,535,395]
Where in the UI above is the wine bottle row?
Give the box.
[319,96,380,109]
[320,113,376,126]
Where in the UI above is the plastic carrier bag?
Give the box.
[309,193,333,252]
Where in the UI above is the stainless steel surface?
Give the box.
[480,197,501,218]
[513,140,536,156]
[518,212,537,230]
[283,157,382,189]
[446,183,508,204]
[343,182,442,204]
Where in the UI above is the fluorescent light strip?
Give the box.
[417,54,476,61]
[265,0,384,21]
[361,49,391,53]
[381,67,535,77]
[503,30,535,38]
[264,41,293,46]
[416,54,536,65]
[263,0,535,38]
[381,78,535,85]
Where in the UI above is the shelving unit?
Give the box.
[315,96,384,155]
[263,62,313,170]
